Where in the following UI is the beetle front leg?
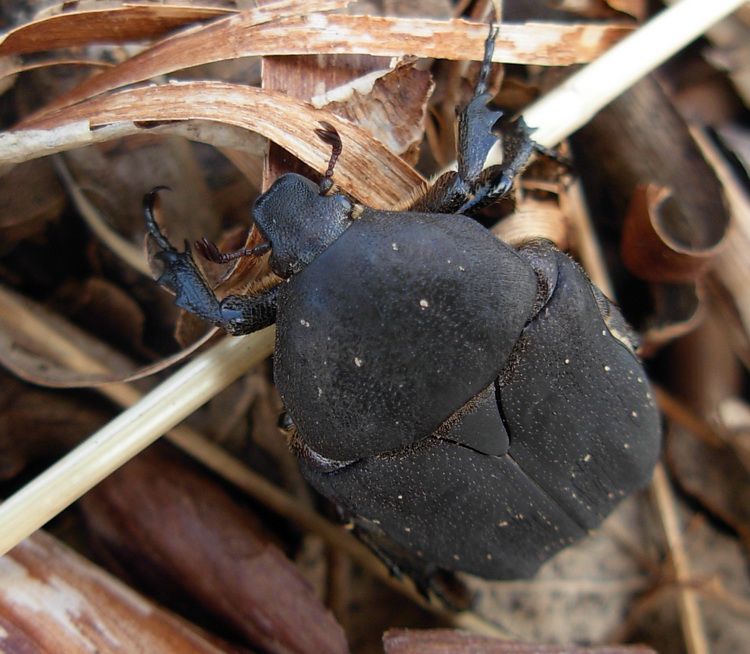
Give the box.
[144,190,278,336]
[408,25,535,217]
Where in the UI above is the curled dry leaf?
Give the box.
[80,444,349,654]
[314,56,435,165]
[0,283,138,386]
[1,530,236,653]
[0,283,215,387]
[0,158,65,252]
[6,82,424,208]
[638,282,703,356]
[621,184,721,283]
[19,9,633,121]
[572,75,730,348]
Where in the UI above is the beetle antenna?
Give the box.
[195,237,270,263]
[475,22,499,98]
[314,121,342,195]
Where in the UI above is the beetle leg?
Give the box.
[144,190,279,336]
[407,25,535,216]
[347,514,474,610]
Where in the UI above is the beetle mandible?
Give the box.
[145,25,661,592]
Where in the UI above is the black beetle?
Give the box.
[145,26,661,593]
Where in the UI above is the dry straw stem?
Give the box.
[651,464,710,654]
[0,287,502,635]
[489,0,748,155]
[0,0,745,590]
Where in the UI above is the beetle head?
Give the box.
[252,173,357,278]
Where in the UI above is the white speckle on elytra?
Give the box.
[404,527,411,532]
[583,453,592,462]
[564,358,570,364]
[631,410,639,418]
[486,553,493,560]
[354,357,363,367]
[459,265,466,272]
[497,521,509,527]
[602,330,607,336]
[397,494,403,500]
[391,242,399,251]
[419,299,429,308]
[300,319,310,327]
[603,365,611,372]
[623,443,630,449]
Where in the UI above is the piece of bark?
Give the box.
[573,75,728,273]
[79,443,349,654]
[383,629,657,653]
[0,530,243,654]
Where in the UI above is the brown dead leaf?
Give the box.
[0,4,232,55]
[639,282,703,356]
[80,443,349,654]
[0,282,216,387]
[0,369,111,480]
[0,157,65,253]
[23,11,632,121]
[622,184,720,283]
[5,82,424,208]
[0,283,139,386]
[317,56,435,165]
[61,276,147,354]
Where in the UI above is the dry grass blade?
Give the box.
[651,464,711,654]
[500,0,748,151]
[0,4,232,54]
[0,327,274,557]
[5,83,422,208]
[26,12,632,120]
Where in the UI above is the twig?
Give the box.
[0,323,274,556]
[650,464,711,654]
[489,0,748,153]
